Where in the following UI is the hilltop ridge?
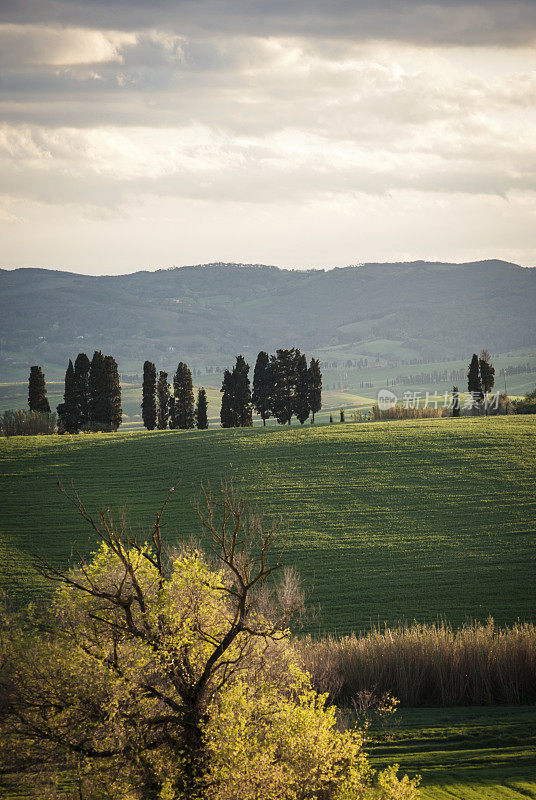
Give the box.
[1,259,535,379]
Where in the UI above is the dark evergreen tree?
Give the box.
[307,358,322,424]
[74,352,90,428]
[252,351,271,426]
[233,355,253,427]
[467,353,482,413]
[88,351,107,426]
[173,362,195,429]
[28,365,50,413]
[220,369,235,428]
[452,386,461,417]
[293,352,310,424]
[156,371,170,430]
[270,348,300,425]
[104,355,122,431]
[196,387,209,430]
[340,408,345,423]
[141,360,157,430]
[87,351,122,430]
[57,359,79,433]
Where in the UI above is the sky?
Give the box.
[0,0,535,274]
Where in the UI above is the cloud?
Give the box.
[0,24,138,67]
[0,4,534,271]
[1,110,534,212]
[2,1,536,47]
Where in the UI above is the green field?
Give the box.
[369,706,536,799]
[1,415,535,634]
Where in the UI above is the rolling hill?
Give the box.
[1,260,535,380]
[1,416,534,634]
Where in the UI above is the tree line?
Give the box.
[221,349,322,428]
[141,360,208,430]
[26,353,123,433]
[56,351,122,432]
[140,349,323,430]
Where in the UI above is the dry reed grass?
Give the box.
[301,619,536,706]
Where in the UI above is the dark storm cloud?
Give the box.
[1,0,536,47]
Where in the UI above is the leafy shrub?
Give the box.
[0,409,57,436]
[514,386,536,414]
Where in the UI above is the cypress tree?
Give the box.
[142,360,157,430]
[196,387,209,430]
[156,371,170,430]
[293,352,310,424]
[87,351,122,430]
[307,358,322,424]
[173,362,195,429]
[220,370,235,428]
[88,351,107,426]
[104,355,122,431]
[467,353,482,413]
[233,355,253,427]
[28,365,50,413]
[270,348,299,425]
[74,352,91,428]
[252,351,271,426]
[452,386,461,417]
[57,359,79,433]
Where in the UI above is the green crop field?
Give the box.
[369,706,536,799]
[1,415,535,634]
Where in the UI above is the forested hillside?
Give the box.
[1,260,535,379]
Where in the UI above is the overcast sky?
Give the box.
[1,0,535,273]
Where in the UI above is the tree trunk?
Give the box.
[179,714,207,799]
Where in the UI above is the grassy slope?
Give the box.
[1,416,535,634]
[369,706,536,799]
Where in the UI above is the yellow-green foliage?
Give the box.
[204,669,372,800]
[1,538,419,800]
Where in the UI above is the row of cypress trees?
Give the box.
[221,349,322,428]
[32,348,322,433]
[57,351,122,432]
[142,360,208,430]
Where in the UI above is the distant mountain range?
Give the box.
[1,260,535,379]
